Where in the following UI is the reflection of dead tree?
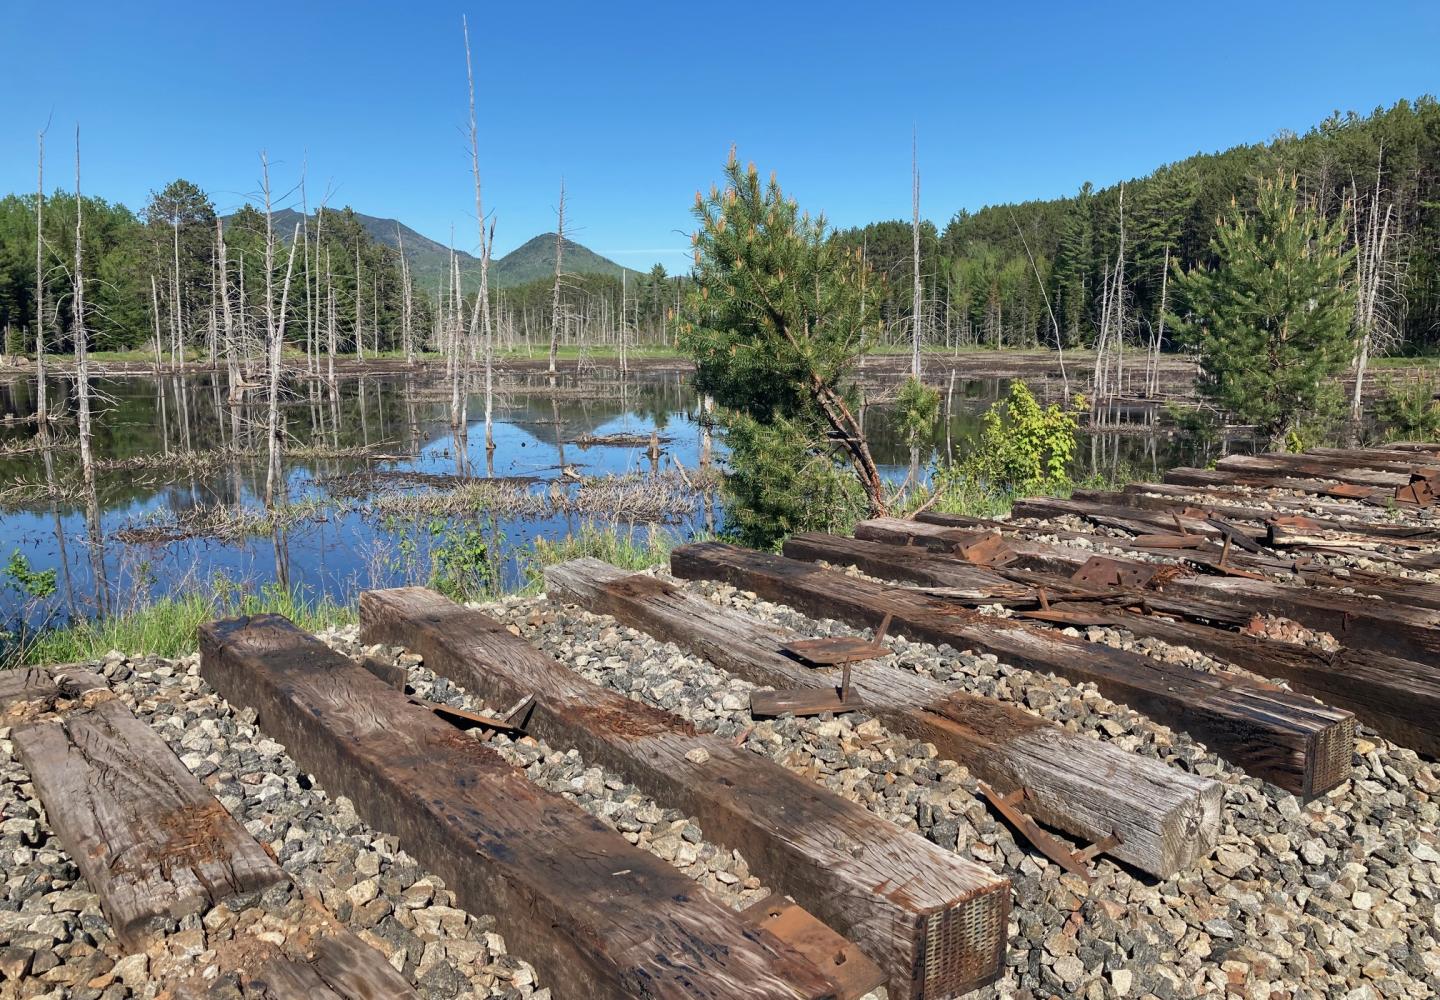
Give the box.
[1349,148,1404,427]
[72,126,109,614]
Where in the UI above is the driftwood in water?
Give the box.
[545,559,1222,879]
[360,586,1009,998]
[673,542,1354,801]
[199,613,843,1000]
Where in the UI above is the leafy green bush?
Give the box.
[912,380,1081,517]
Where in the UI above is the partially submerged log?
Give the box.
[199,613,844,1000]
[360,586,1010,999]
[544,559,1222,879]
[672,543,1354,801]
[8,680,286,949]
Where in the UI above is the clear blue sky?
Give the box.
[4,0,1437,273]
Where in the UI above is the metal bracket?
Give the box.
[411,693,533,736]
[740,896,886,1000]
[757,616,892,718]
[1069,555,1156,590]
[978,781,1120,884]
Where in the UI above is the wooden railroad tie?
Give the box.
[201,613,848,1000]
[359,588,1010,999]
[703,538,1354,801]
[545,558,1223,880]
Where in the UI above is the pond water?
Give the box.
[0,366,1202,630]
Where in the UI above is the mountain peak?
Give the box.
[220,208,634,291]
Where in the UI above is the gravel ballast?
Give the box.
[0,568,1437,1000]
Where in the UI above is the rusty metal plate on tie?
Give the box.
[1132,533,1205,550]
[741,897,886,1000]
[1396,475,1439,508]
[781,636,884,666]
[1270,514,1321,529]
[1016,607,1116,627]
[1327,482,1375,500]
[781,613,892,666]
[749,687,865,718]
[957,533,1017,566]
[1069,555,1156,590]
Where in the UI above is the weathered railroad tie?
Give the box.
[360,587,1011,999]
[200,613,849,1000]
[905,513,1440,665]
[833,525,1440,759]
[672,542,1354,801]
[1,665,416,998]
[0,666,286,949]
[544,558,1222,879]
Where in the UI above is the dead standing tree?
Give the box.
[34,126,49,423]
[259,153,302,510]
[910,129,922,379]
[462,14,497,457]
[548,178,566,374]
[1349,148,1404,428]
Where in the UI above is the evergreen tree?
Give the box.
[679,154,894,547]
[1052,183,1094,345]
[1170,172,1356,447]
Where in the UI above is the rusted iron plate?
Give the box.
[781,613,893,666]
[781,636,883,666]
[1269,514,1322,529]
[1396,476,1438,508]
[1132,533,1205,550]
[1069,556,1156,590]
[956,533,1017,566]
[1015,608,1116,627]
[1327,482,1375,499]
[741,897,886,1000]
[408,696,527,735]
[749,687,865,718]
[978,781,1119,885]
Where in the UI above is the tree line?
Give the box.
[836,96,1440,361]
[0,181,683,362]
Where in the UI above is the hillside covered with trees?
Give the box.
[839,97,1439,360]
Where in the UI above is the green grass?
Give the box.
[1368,355,1440,369]
[520,523,686,593]
[8,581,353,668]
[5,523,682,668]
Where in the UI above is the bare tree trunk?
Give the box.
[171,212,183,367]
[1350,150,1399,429]
[910,129,922,379]
[549,178,566,374]
[216,218,240,403]
[34,127,48,423]
[354,243,364,361]
[397,226,415,364]
[73,127,95,493]
[260,153,302,509]
[150,274,165,375]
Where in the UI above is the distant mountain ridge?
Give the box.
[220,207,636,292]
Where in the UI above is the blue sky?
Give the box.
[4,1,1437,273]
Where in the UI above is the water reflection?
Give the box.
[0,367,1202,629]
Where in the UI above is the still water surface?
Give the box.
[0,366,1195,629]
